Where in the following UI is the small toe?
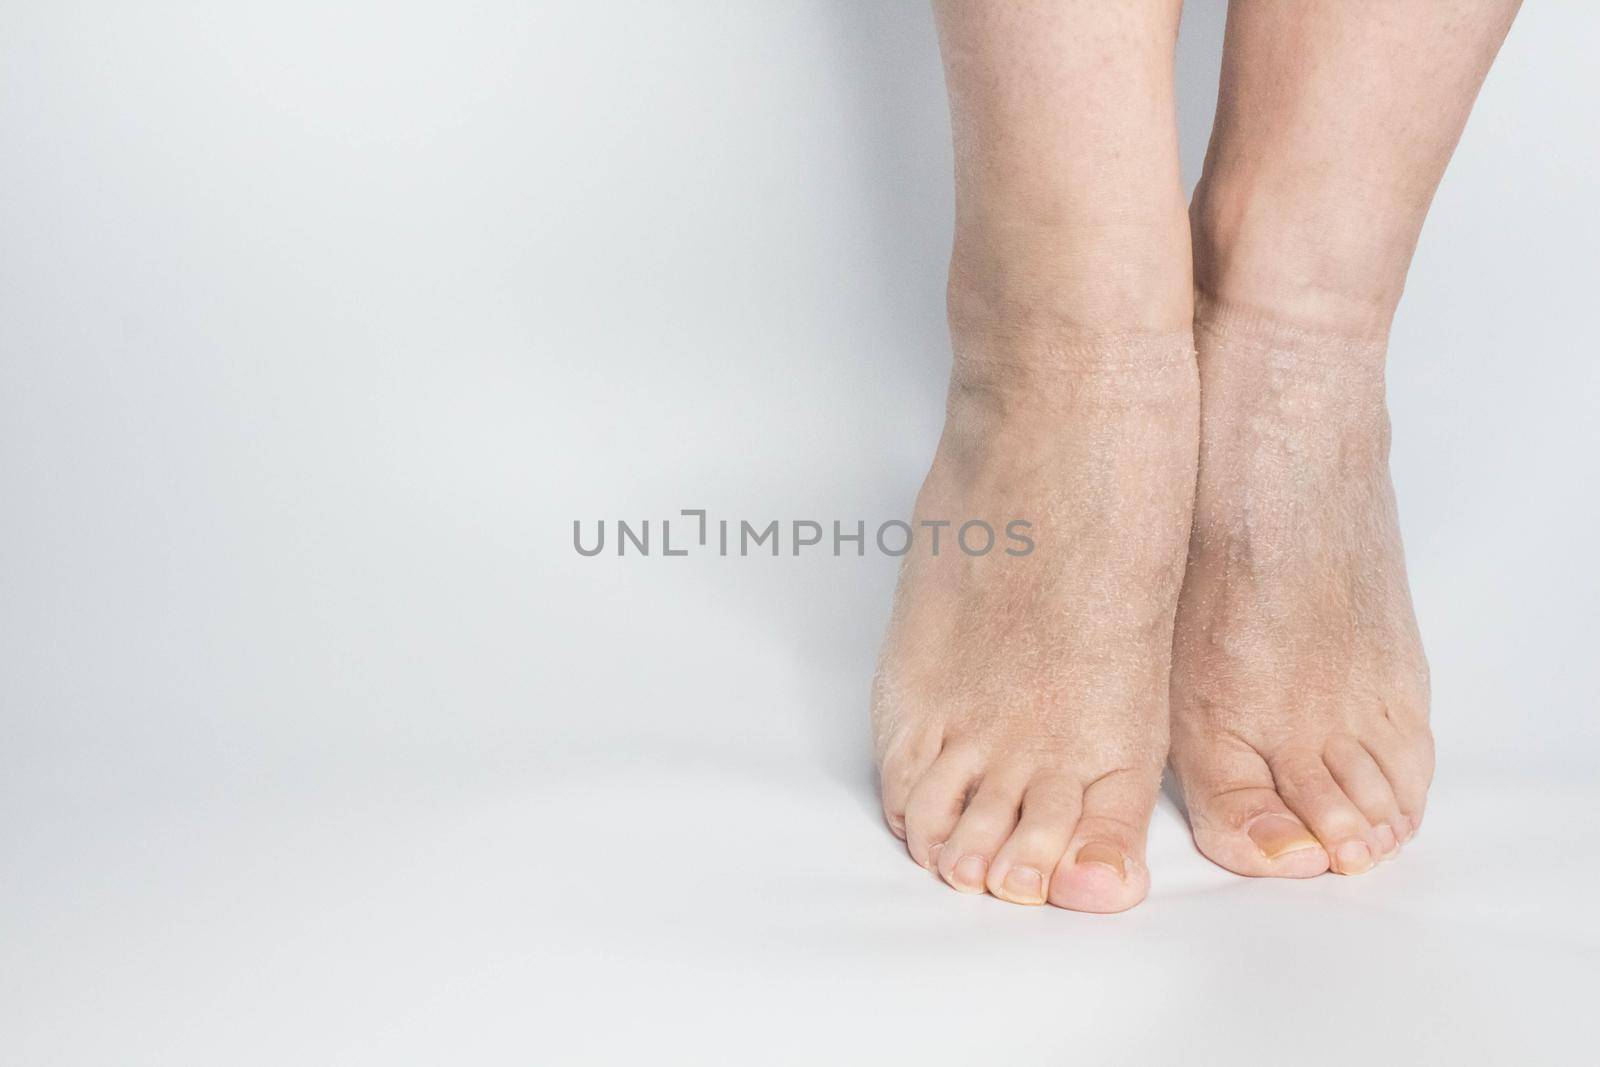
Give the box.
[936,773,1024,893]
[878,727,943,839]
[1268,749,1380,875]
[1323,736,1404,858]
[987,774,1078,905]
[902,745,981,868]
[1047,769,1157,913]
[1363,726,1434,839]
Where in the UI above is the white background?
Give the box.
[4,2,1598,1063]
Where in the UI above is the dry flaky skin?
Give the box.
[871,330,1197,913]
[1169,301,1435,877]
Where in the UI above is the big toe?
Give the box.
[1047,769,1157,913]
[1179,758,1330,878]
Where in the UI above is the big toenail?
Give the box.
[1075,843,1125,879]
[926,842,944,869]
[1001,866,1044,904]
[1374,823,1399,856]
[953,855,987,891]
[1336,840,1374,874]
[1247,815,1320,859]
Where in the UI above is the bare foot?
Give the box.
[872,326,1197,912]
[883,0,1201,911]
[1170,301,1434,878]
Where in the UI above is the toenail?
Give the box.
[1374,823,1399,857]
[1000,866,1044,904]
[1396,815,1415,842]
[952,855,987,891]
[1246,815,1321,860]
[926,842,944,870]
[1335,840,1374,875]
[1075,843,1125,880]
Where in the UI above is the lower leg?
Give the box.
[937,0,1191,336]
[1171,0,1521,876]
[872,0,1194,912]
[1192,0,1523,334]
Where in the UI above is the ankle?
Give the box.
[940,329,1197,470]
[1190,176,1412,341]
[1193,294,1389,372]
[1189,295,1391,469]
[946,212,1195,342]
[949,324,1196,401]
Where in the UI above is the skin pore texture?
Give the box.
[1169,0,1521,877]
[872,0,1195,913]
[1170,304,1430,876]
[873,332,1196,912]
[875,0,1521,908]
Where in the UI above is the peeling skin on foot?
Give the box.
[872,330,1198,914]
[1170,298,1436,879]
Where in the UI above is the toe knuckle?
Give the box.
[1272,748,1323,778]
[1075,815,1137,848]
[1321,733,1365,762]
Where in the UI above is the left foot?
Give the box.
[1170,301,1435,877]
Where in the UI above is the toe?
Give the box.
[1048,768,1158,914]
[1363,725,1434,841]
[878,726,943,839]
[1268,749,1380,875]
[987,774,1078,905]
[1176,747,1329,878]
[902,744,981,869]
[936,773,1024,893]
[1323,736,1404,858]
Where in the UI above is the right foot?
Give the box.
[897,0,1198,909]
[871,325,1197,913]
